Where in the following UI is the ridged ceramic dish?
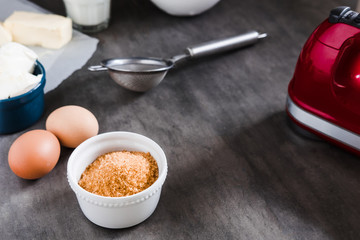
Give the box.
[151,0,220,16]
[67,131,168,229]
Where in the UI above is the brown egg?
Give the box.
[8,129,61,180]
[46,105,99,148]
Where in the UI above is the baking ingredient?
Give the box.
[46,105,99,148]
[63,0,111,26]
[8,129,61,180]
[78,151,159,197]
[0,42,37,73]
[3,11,72,49]
[0,42,42,100]
[0,22,12,46]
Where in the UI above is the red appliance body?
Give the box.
[287,6,360,154]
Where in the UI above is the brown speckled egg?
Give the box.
[8,129,61,180]
[46,105,99,148]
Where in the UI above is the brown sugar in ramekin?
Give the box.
[78,150,159,197]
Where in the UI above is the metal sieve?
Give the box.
[88,31,267,92]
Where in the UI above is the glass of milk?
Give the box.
[62,0,111,33]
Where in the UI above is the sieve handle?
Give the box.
[185,31,267,59]
[88,65,108,72]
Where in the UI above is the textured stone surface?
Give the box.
[1,0,359,239]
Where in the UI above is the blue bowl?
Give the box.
[0,61,46,134]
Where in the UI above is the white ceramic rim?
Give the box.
[67,131,168,207]
[150,0,220,16]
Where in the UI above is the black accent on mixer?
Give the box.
[328,6,360,28]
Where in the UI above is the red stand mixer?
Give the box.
[286,6,360,154]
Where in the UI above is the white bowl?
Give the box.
[151,0,220,16]
[67,131,168,229]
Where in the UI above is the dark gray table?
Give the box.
[1,0,359,239]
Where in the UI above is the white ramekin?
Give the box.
[67,131,168,229]
[151,0,221,16]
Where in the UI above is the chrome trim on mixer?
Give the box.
[286,96,360,151]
